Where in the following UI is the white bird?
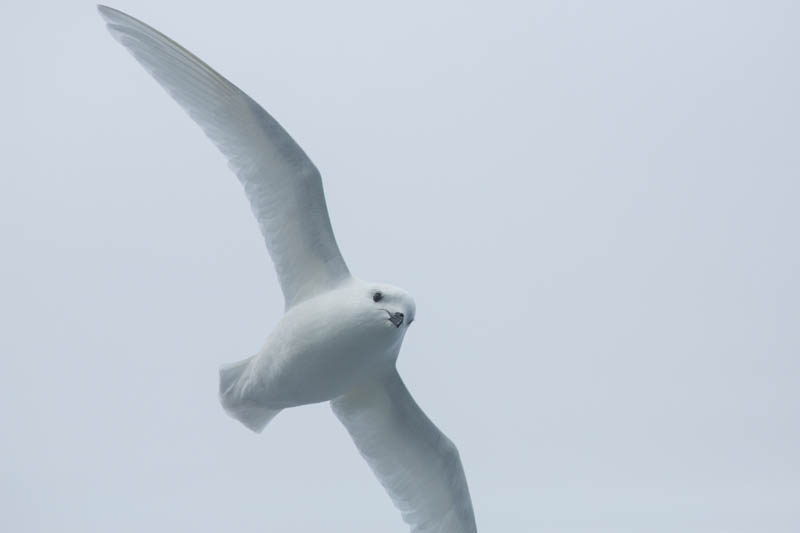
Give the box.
[98,5,477,532]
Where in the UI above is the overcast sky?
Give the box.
[2,1,799,531]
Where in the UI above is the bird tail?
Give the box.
[219,357,281,433]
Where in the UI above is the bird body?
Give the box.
[220,280,414,430]
[98,5,477,532]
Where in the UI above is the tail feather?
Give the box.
[219,357,280,433]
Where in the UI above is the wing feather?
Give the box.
[332,369,477,532]
[98,5,350,307]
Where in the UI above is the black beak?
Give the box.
[388,312,404,328]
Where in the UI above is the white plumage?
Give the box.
[98,5,477,532]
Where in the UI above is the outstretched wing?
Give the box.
[332,369,477,533]
[98,5,350,308]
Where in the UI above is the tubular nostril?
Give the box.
[387,312,405,328]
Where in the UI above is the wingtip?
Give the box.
[97,4,119,24]
[97,5,125,43]
[96,4,135,25]
[96,4,113,16]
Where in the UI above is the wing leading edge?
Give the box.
[98,5,350,308]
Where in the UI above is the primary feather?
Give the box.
[333,370,477,532]
[98,5,350,308]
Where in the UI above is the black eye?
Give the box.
[373,291,383,302]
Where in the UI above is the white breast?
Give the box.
[241,284,405,408]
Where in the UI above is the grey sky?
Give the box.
[2,1,798,531]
